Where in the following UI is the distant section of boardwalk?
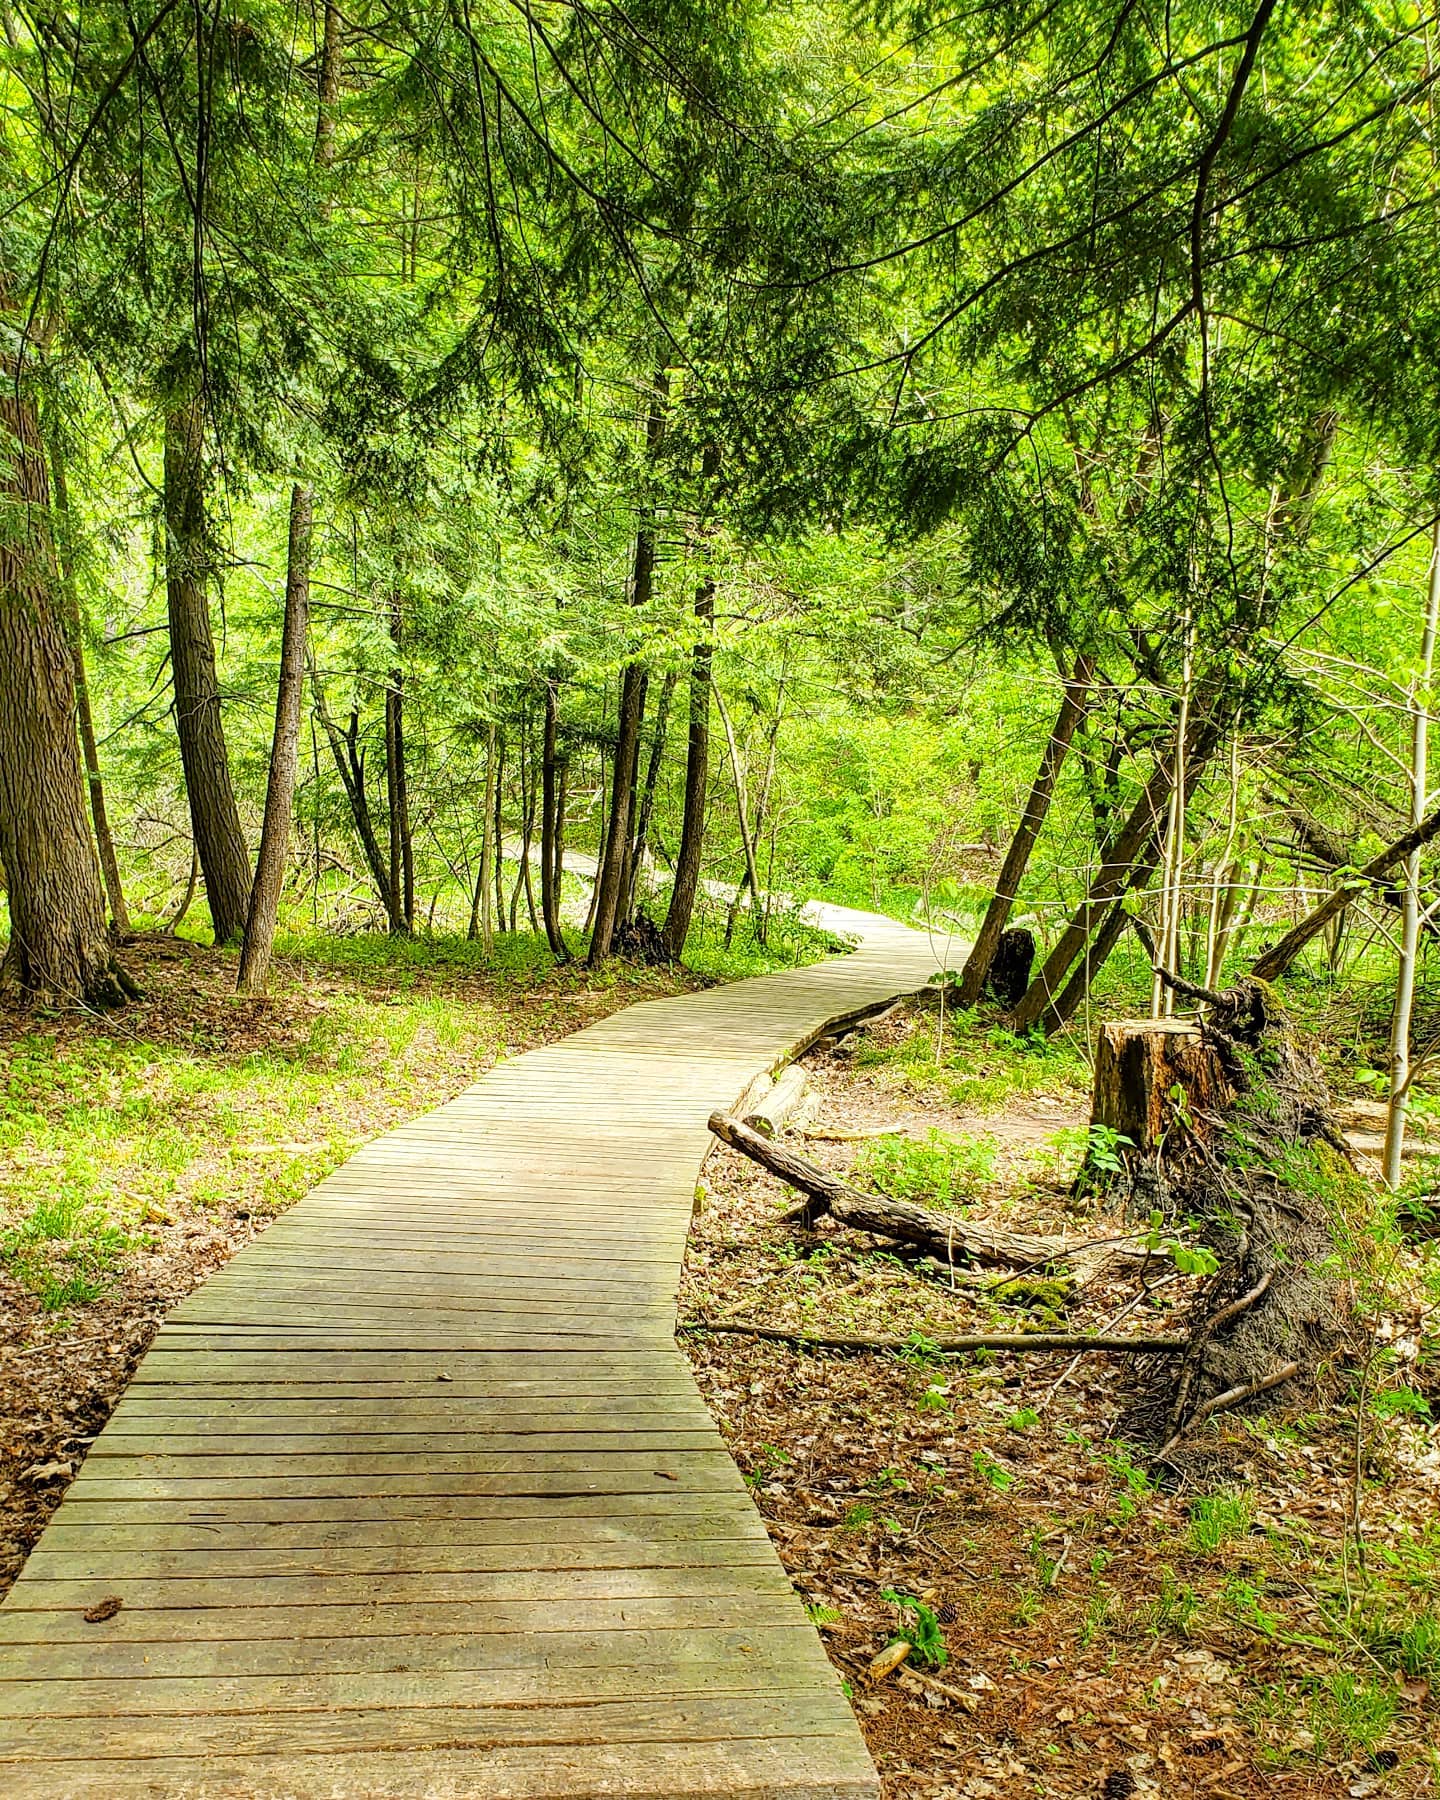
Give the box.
[0,907,942,1797]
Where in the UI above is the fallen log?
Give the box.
[707,1112,1142,1275]
[744,1065,808,1137]
[682,1318,1187,1354]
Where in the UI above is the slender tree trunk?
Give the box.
[493,729,507,926]
[1009,707,1224,1034]
[1203,735,1244,989]
[511,730,539,934]
[477,722,498,954]
[168,847,199,935]
[238,484,312,993]
[1151,618,1192,1018]
[164,396,252,945]
[714,682,765,937]
[0,345,132,1004]
[957,655,1093,1006]
[312,674,398,926]
[315,1,342,164]
[48,425,130,934]
[540,679,568,959]
[1384,518,1440,1186]
[589,372,667,965]
[623,669,676,923]
[663,580,714,958]
[1253,802,1440,982]
[384,596,413,932]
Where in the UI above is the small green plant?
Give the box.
[805,1602,843,1626]
[1079,1590,1113,1649]
[1370,1386,1431,1420]
[1006,1407,1041,1432]
[842,1502,874,1530]
[1148,1566,1200,1639]
[1098,1443,1153,1520]
[973,1446,1019,1493]
[1139,1209,1221,1275]
[917,1382,953,1414]
[1188,1488,1254,1553]
[880,1588,949,1668]
[855,1129,996,1208]
[1306,1672,1397,1759]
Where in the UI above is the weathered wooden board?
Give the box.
[0,910,937,1797]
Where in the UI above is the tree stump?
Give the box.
[1090,1018,1231,1157]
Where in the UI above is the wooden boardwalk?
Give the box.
[0,911,940,1797]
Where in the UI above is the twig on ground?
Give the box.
[1157,1359,1298,1459]
[682,1319,1188,1354]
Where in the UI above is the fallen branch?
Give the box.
[681,1318,1188,1354]
[708,1111,1141,1275]
[1157,1358,1299,1458]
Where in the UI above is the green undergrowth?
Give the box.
[851,1003,1090,1111]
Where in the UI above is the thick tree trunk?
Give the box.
[663,581,714,959]
[48,428,130,935]
[164,397,251,945]
[957,655,1093,1006]
[238,484,312,993]
[540,679,568,959]
[0,359,133,1005]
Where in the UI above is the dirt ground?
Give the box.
[680,1014,1439,1799]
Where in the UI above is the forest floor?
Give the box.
[681,1001,1440,1800]
[0,926,708,1591]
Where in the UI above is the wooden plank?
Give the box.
[0,1693,857,1761]
[0,1735,878,1799]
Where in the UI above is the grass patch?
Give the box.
[854,1128,997,1207]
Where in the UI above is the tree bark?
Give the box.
[0,345,133,1005]
[493,728,507,925]
[663,580,714,959]
[47,425,130,935]
[958,656,1093,1006]
[238,484,312,993]
[540,678,568,959]
[164,396,252,945]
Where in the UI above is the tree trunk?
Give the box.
[1009,706,1224,1033]
[957,655,1093,1006]
[0,350,133,1005]
[493,729,507,926]
[384,598,412,933]
[164,396,251,945]
[47,425,130,935]
[590,664,648,962]
[1253,800,1440,982]
[623,668,675,924]
[714,682,769,943]
[238,483,312,993]
[1034,844,1163,1036]
[477,721,498,954]
[663,580,714,959]
[1384,518,1440,1186]
[540,679,568,960]
[312,674,400,928]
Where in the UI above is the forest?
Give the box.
[1,2,1439,1796]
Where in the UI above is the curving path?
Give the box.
[0,909,942,1797]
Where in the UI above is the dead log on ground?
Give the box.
[707,1112,1144,1277]
[744,1065,808,1137]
